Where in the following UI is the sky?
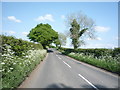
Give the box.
[1,2,119,49]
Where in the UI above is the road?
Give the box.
[19,48,119,89]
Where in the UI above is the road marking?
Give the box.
[63,61,71,68]
[56,55,58,56]
[58,57,61,59]
[78,74,98,90]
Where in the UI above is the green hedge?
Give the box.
[1,49,47,89]
[59,47,120,74]
[0,35,47,89]
[68,52,120,74]
[60,47,120,58]
[1,35,43,56]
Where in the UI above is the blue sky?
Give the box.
[2,2,118,48]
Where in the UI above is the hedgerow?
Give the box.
[60,47,120,59]
[1,35,43,56]
[0,35,47,89]
[59,47,120,74]
[68,52,120,74]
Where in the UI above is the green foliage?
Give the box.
[67,12,95,49]
[1,34,47,89]
[1,35,43,56]
[27,23,58,49]
[70,19,80,49]
[59,47,120,74]
[54,39,61,48]
[70,19,88,49]
[1,49,47,89]
[60,47,118,58]
[112,48,120,57]
[49,45,56,48]
[68,52,120,74]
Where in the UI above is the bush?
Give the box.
[1,49,47,89]
[1,35,43,56]
[60,47,119,59]
[112,48,120,57]
[68,52,120,74]
[59,47,120,74]
[0,34,47,89]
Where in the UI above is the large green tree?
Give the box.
[67,12,95,49]
[27,23,58,48]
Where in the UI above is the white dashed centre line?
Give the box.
[63,61,71,68]
[78,74,98,90]
[58,57,61,59]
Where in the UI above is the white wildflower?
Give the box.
[13,63,16,65]
[1,62,5,64]
[10,68,13,70]
[26,56,28,58]
[8,70,10,72]
[0,70,2,72]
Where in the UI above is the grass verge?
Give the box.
[1,49,47,89]
[66,52,120,75]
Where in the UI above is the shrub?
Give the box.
[68,52,120,74]
[1,34,43,56]
[59,47,120,74]
[0,34,47,89]
[1,45,47,89]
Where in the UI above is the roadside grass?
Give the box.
[0,35,47,89]
[1,45,47,89]
[67,52,120,74]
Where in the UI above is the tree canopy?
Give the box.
[27,23,58,48]
[66,12,96,49]
[70,19,80,49]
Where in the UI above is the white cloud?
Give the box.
[1,30,16,35]
[22,32,29,35]
[96,37,102,40]
[9,31,16,34]
[61,15,65,19]
[35,14,54,22]
[94,26,110,32]
[8,16,21,23]
[87,37,102,41]
[87,38,92,40]
[82,43,117,49]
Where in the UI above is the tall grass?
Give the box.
[59,47,120,74]
[0,35,47,89]
[1,44,47,89]
[68,52,120,74]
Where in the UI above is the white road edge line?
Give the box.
[63,61,71,68]
[78,74,99,90]
[58,57,61,59]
